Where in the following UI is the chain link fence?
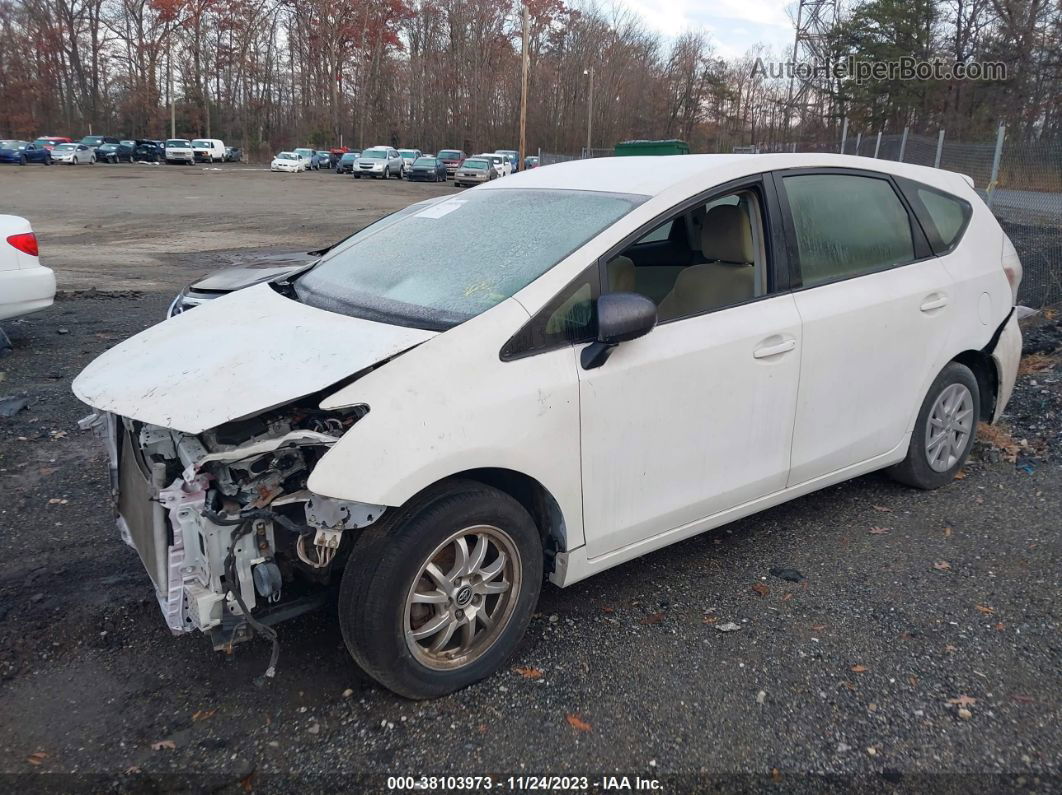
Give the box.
[539,129,1061,308]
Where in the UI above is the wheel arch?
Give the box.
[423,468,569,570]
[952,349,998,422]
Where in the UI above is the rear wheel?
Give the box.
[339,480,543,699]
[888,362,979,489]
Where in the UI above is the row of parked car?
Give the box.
[2,135,245,165]
[273,145,540,184]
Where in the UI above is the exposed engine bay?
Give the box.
[80,399,384,677]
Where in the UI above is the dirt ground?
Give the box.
[0,163,1060,792]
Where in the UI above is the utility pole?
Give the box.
[168,30,175,138]
[518,4,530,170]
[584,65,594,157]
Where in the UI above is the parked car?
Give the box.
[327,147,349,168]
[71,154,1022,701]
[80,135,120,151]
[335,152,360,174]
[354,146,403,179]
[135,141,165,162]
[407,156,448,182]
[223,146,243,163]
[495,149,519,173]
[398,148,422,176]
[476,153,511,176]
[164,139,196,164]
[0,215,56,352]
[454,156,497,186]
[0,140,53,165]
[271,151,307,172]
[293,148,328,170]
[33,136,72,151]
[51,142,95,164]
[524,156,540,169]
[437,148,466,178]
[96,142,136,163]
[192,138,226,163]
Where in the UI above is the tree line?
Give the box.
[0,0,1058,159]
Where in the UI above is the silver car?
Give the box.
[354,146,403,179]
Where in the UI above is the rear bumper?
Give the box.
[0,265,56,321]
[989,310,1022,423]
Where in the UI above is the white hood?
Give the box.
[73,283,436,433]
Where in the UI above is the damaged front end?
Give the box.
[80,401,383,662]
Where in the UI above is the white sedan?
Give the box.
[73,154,1021,699]
[477,153,511,176]
[1,216,56,351]
[270,152,306,172]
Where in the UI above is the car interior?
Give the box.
[607,189,767,322]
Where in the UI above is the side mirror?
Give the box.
[581,292,657,370]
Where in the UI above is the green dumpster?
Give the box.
[614,139,690,156]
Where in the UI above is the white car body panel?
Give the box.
[192,138,225,161]
[72,283,436,434]
[0,215,56,321]
[165,141,195,163]
[311,298,588,551]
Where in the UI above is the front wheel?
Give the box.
[339,480,543,699]
[888,362,980,489]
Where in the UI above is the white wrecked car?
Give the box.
[74,155,1022,698]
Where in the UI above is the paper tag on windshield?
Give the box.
[415,200,466,219]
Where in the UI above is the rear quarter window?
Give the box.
[916,187,972,252]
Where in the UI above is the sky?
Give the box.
[617,0,798,60]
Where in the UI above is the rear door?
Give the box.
[772,169,954,485]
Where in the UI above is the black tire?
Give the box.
[18,156,26,166]
[339,479,543,699]
[887,362,980,489]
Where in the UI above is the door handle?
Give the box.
[920,294,949,312]
[753,338,796,359]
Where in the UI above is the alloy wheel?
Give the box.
[925,383,974,472]
[404,524,521,671]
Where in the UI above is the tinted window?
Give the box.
[783,174,914,286]
[917,187,970,249]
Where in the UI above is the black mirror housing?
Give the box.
[581,292,657,370]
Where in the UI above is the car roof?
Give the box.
[478,153,973,198]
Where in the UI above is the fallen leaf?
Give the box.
[868,526,890,535]
[932,560,951,571]
[26,752,47,766]
[702,614,718,624]
[1012,694,1035,704]
[947,695,977,706]
[781,592,793,602]
[944,527,953,538]
[945,644,958,652]
[38,467,57,476]
[975,605,994,615]
[850,664,868,673]
[124,766,142,775]
[566,714,591,732]
[240,771,256,793]
[192,708,217,721]
[477,724,488,733]
[953,470,967,480]
[750,582,770,597]
[996,622,1005,632]
[908,675,919,687]
[601,606,614,614]
[512,666,543,680]
[958,707,972,720]
[771,767,781,782]
[872,505,893,513]
[811,624,827,632]
[151,740,176,751]
[640,611,665,625]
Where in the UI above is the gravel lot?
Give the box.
[0,164,1059,792]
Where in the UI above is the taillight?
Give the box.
[6,232,39,257]
[1001,235,1022,306]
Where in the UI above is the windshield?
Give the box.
[166,140,189,147]
[340,153,357,161]
[437,150,461,160]
[54,143,76,151]
[463,159,488,169]
[362,149,387,159]
[99,144,118,151]
[277,153,296,160]
[295,189,645,330]
[81,136,103,145]
[0,140,21,149]
[294,148,313,156]
[192,140,213,147]
[413,157,437,166]
[399,150,417,158]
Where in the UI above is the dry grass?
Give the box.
[1018,352,1059,376]
[976,422,1024,462]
